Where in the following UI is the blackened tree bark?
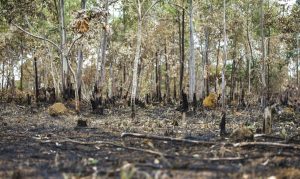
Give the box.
[34,57,39,102]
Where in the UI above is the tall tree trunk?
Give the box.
[74,0,87,113]
[98,0,109,93]
[215,38,221,93]
[122,63,126,97]
[59,0,68,94]
[165,42,170,103]
[34,57,39,103]
[221,0,228,110]
[260,0,266,107]
[155,51,161,101]
[297,34,299,89]
[108,62,112,98]
[20,41,24,91]
[131,1,142,119]
[267,36,271,100]
[204,27,210,97]
[75,45,84,112]
[188,0,195,102]
[179,9,185,97]
[1,61,4,90]
[246,10,253,94]
[229,36,237,103]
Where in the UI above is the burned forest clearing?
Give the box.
[0,101,300,178]
[1,0,300,178]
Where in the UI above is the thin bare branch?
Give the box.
[121,132,218,145]
[233,142,300,150]
[67,34,84,57]
[141,0,161,21]
[12,23,61,53]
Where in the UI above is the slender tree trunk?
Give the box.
[108,62,113,98]
[122,63,126,97]
[75,45,84,112]
[20,41,24,91]
[1,61,4,90]
[46,43,60,97]
[155,51,159,100]
[267,36,271,100]
[179,9,185,97]
[260,0,266,107]
[155,51,162,101]
[59,0,68,94]
[131,1,142,119]
[297,34,299,89]
[204,27,210,97]
[165,42,170,102]
[34,57,39,103]
[188,0,195,102]
[229,37,237,103]
[98,0,109,93]
[74,0,86,113]
[136,57,143,99]
[246,14,253,94]
[215,38,221,93]
[221,0,228,110]
[173,77,177,100]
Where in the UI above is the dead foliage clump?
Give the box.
[276,168,300,179]
[203,93,217,108]
[48,102,68,116]
[230,127,254,142]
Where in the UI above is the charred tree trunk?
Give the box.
[204,27,210,97]
[34,57,39,103]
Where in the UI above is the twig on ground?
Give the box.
[121,132,218,145]
[40,138,168,157]
[233,142,300,150]
[254,134,286,141]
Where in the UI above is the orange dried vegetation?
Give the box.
[203,93,217,108]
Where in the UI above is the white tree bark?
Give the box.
[188,0,195,102]
[97,0,109,91]
[297,34,299,88]
[131,0,142,117]
[59,0,68,91]
[74,0,87,112]
[221,0,228,109]
[260,0,266,107]
[131,0,160,118]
